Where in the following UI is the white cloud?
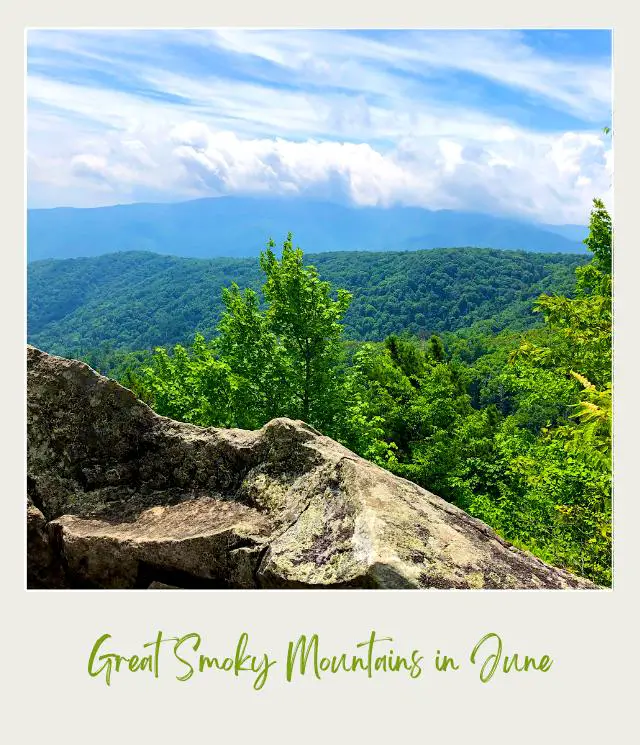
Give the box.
[438,140,464,175]
[207,29,611,122]
[28,117,612,223]
[26,30,612,222]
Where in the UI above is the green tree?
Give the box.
[216,283,289,428]
[534,198,612,387]
[259,233,352,426]
[427,334,446,362]
[583,198,612,274]
[137,234,353,433]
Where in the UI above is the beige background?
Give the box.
[2,3,638,742]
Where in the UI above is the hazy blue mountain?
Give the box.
[27,196,587,261]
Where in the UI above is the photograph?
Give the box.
[25,28,613,591]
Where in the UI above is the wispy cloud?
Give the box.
[208,29,612,122]
[26,29,612,223]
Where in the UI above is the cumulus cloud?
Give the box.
[169,124,410,204]
[28,119,611,224]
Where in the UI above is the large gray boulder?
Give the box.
[26,345,597,589]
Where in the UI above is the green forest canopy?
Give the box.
[28,247,587,357]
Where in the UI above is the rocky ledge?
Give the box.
[26,345,597,590]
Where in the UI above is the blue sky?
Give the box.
[27,29,612,224]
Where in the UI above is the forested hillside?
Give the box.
[28,247,587,356]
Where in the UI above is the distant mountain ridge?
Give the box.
[27,196,587,261]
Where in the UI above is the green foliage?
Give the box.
[47,203,611,586]
[427,334,446,362]
[216,283,288,428]
[135,235,351,433]
[338,199,611,585]
[259,234,352,425]
[140,335,233,426]
[583,198,612,274]
[28,248,587,356]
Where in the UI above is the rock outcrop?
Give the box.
[26,345,597,589]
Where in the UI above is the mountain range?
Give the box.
[27,197,588,261]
